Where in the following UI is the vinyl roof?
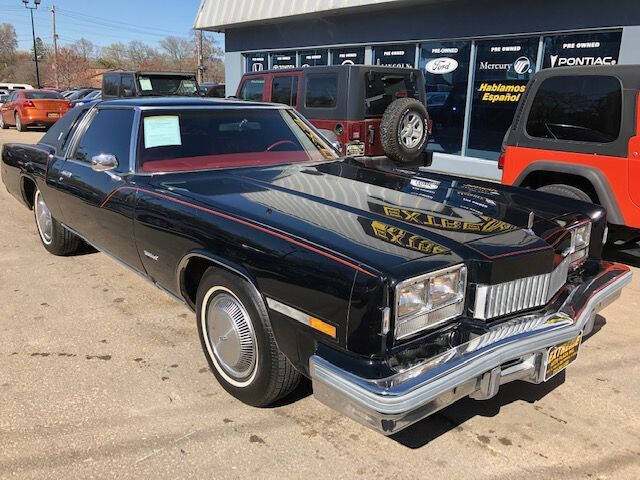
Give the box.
[193,0,408,30]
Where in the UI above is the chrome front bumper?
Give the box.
[310,263,632,435]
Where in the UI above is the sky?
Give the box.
[1,0,224,52]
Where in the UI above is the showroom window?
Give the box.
[467,37,539,160]
[419,41,471,154]
[330,47,365,65]
[239,78,265,101]
[270,52,296,70]
[305,75,338,108]
[526,75,621,143]
[271,75,299,106]
[373,44,416,68]
[245,54,268,72]
[298,49,328,67]
[542,30,622,69]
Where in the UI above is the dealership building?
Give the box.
[194,0,640,179]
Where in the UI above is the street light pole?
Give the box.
[22,0,41,88]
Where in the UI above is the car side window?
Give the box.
[73,109,134,173]
[526,75,622,143]
[62,110,89,152]
[239,78,265,101]
[120,75,135,97]
[271,75,298,106]
[305,75,337,108]
[103,74,118,96]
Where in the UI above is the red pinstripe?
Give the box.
[101,185,377,277]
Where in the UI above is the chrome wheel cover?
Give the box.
[203,288,257,383]
[15,113,21,130]
[34,190,53,245]
[399,112,424,149]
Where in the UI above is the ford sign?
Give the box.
[425,57,459,74]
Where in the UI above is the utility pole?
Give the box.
[51,4,59,88]
[196,29,204,84]
[22,0,42,88]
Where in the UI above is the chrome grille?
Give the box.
[473,258,569,320]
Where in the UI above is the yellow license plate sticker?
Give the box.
[545,335,581,380]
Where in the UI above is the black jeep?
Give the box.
[102,71,200,100]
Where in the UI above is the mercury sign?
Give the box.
[425,57,459,74]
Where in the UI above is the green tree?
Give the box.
[31,37,49,60]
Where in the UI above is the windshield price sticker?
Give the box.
[139,77,152,91]
[143,116,182,149]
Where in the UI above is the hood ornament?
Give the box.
[527,211,535,230]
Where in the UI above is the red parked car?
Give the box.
[0,89,72,131]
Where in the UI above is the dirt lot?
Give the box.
[1,127,639,480]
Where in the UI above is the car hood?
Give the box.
[153,160,570,280]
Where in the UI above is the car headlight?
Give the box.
[395,264,467,340]
[566,221,591,267]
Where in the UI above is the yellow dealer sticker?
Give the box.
[545,335,582,381]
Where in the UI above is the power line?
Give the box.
[54,6,179,34]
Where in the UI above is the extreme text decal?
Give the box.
[362,219,450,255]
[369,202,518,235]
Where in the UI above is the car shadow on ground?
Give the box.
[390,372,567,448]
[390,313,607,449]
[278,314,607,441]
[75,241,99,256]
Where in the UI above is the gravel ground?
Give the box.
[1,127,639,479]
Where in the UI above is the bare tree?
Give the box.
[160,36,194,71]
[1,20,225,87]
[98,42,128,69]
[52,46,95,87]
[1,52,38,84]
[0,23,18,72]
[199,32,224,83]
[71,38,95,60]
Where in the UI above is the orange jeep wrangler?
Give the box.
[500,65,640,242]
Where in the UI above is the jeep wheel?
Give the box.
[536,184,592,203]
[33,188,81,255]
[381,97,429,163]
[196,268,301,406]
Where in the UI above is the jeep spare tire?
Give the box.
[380,97,429,163]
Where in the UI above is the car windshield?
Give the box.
[137,75,199,96]
[25,91,64,100]
[139,108,339,172]
[365,71,420,117]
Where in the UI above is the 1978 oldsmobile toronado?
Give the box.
[1,97,632,434]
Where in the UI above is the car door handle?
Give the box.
[59,170,73,181]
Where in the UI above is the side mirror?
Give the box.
[91,153,118,172]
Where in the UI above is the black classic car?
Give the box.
[1,97,631,435]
